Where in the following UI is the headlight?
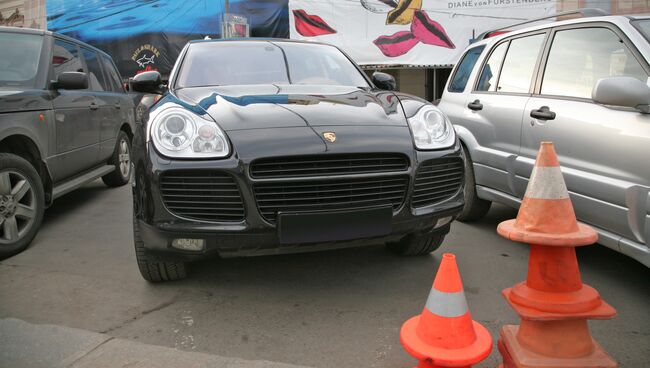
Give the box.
[150,107,229,158]
[407,106,455,150]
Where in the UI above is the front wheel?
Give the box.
[102,131,132,187]
[133,216,187,282]
[386,230,446,256]
[0,153,45,259]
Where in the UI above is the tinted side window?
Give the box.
[100,54,124,92]
[476,42,507,92]
[448,45,485,92]
[541,27,648,99]
[52,40,84,79]
[81,48,107,91]
[497,34,545,93]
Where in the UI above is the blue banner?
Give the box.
[47,0,289,78]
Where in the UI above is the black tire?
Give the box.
[102,131,132,187]
[0,153,45,259]
[387,230,446,256]
[457,144,491,222]
[133,216,187,282]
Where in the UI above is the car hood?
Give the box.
[0,89,51,114]
[173,84,406,131]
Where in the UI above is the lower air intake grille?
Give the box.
[412,158,463,208]
[254,176,408,223]
[160,170,245,222]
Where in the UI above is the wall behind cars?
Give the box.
[0,0,44,28]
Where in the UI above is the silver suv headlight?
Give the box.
[150,107,229,158]
[407,106,455,150]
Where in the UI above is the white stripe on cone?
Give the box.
[425,289,469,318]
[524,166,569,200]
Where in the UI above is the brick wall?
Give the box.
[0,0,46,29]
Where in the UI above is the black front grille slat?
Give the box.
[254,183,406,197]
[160,170,245,222]
[250,153,409,178]
[254,175,408,223]
[411,158,463,208]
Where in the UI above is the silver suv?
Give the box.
[439,11,650,267]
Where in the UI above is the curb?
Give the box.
[0,318,312,368]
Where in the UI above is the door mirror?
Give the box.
[131,71,164,94]
[592,76,650,113]
[372,72,396,91]
[53,72,88,90]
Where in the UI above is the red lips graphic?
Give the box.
[411,10,455,49]
[293,9,337,37]
[373,10,455,57]
[373,31,418,57]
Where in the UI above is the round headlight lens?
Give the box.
[165,115,186,134]
[422,110,448,140]
[193,125,225,153]
[156,112,195,151]
[408,106,455,150]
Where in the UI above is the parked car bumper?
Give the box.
[133,142,465,261]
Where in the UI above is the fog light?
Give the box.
[171,238,205,251]
[435,216,452,228]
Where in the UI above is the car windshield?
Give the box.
[0,32,43,88]
[175,41,370,88]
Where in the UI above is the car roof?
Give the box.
[188,37,333,47]
[478,14,643,47]
[0,25,114,60]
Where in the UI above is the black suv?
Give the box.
[130,40,464,282]
[0,26,136,258]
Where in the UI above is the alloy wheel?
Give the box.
[118,138,131,179]
[0,170,36,245]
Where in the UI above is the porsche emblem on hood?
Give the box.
[323,132,337,143]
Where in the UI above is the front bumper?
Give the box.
[133,137,464,261]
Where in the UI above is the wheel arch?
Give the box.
[120,122,133,141]
[0,134,53,205]
[454,125,481,155]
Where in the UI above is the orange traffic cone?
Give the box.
[497,142,617,367]
[400,253,492,368]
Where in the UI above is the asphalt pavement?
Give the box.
[0,180,648,367]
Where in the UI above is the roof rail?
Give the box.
[475,8,609,41]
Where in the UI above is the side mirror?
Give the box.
[592,76,650,113]
[53,72,88,90]
[131,71,164,94]
[372,72,396,91]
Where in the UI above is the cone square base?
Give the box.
[400,315,492,367]
[499,325,618,368]
[498,219,597,247]
[502,288,617,321]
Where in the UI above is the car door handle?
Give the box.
[89,102,99,111]
[467,99,483,111]
[530,106,556,120]
[114,102,121,109]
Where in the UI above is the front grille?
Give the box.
[412,158,463,208]
[254,176,408,223]
[250,153,409,178]
[160,170,245,222]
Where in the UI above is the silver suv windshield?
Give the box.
[175,41,370,89]
[633,19,650,42]
[0,32,43,89]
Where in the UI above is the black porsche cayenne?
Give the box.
[130,39,464,282]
